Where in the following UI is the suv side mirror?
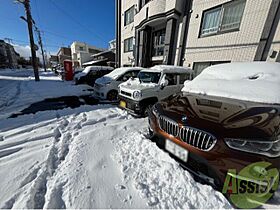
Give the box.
[160,78,169,90]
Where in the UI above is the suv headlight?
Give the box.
[224,138,280,158]
[133,91,142,99]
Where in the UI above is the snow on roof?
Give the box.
[182,62,280,104]
[82,65,114,74]
[146,65,193,74]
[82,59,108,66]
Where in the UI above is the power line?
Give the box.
[41,30,74,43]
[49,0,108,45]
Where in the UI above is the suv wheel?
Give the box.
[107,90,118,101]
[144,104,153,117]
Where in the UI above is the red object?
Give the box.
[64,60,73,81]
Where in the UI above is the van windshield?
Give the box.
[138,72,161,84]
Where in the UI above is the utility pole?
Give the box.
[18,0,40,81]
[35,27,47,72]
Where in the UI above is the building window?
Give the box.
[139,0,151,9]
[152,29,165,57]
[200,0,246,37]
[124,37,134,53]
[193,61,230,77]
[124,6,135,26]
[79,46,84,51]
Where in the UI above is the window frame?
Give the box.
[152,28,166,57]
[124,37,134,53]
[199,0,246,38]
[124,6,135,26]
[193,61,231,77]
[139,0,151,10]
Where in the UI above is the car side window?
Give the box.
[88,70,97,76]
[131,70,140,78]
[117,71,133,82]
[179,73,192,84]
[165,74,177,86]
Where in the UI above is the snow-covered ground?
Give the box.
[0,105,233,209]
[0,69,91,120]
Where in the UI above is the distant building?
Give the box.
[82,50,116,68]
[0,40,19,69]
[57,47,71,66]
[71,41,105,67]
[109,39,116,53]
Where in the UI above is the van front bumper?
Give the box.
[118,96,143,117]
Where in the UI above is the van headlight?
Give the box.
[133,91,142,99]
[224,138,280,158]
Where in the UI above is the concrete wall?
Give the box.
[183,0,273,68]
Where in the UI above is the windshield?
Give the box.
[138,72,161,84]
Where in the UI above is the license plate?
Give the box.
[165,139,188,162]
[120,100,126,108]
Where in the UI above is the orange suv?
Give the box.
[148,92,280,190]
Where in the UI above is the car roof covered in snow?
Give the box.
[105,67,144,79]
[83,66,114,74]
[141,65,193,74]
[182,62,280,104]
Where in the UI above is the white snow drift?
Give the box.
[182,62,280,104]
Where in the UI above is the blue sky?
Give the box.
[0,0,115,56]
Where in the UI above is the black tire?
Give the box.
[107,90,118,101]
[144,104,153,117]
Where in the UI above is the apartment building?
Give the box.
[116,0,280,75]
[57,47,72,66]
[71,41,105,67]
[0,40,19,69]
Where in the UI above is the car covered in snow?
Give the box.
[93,67,144,101]
[148,62,280,195]
[118,65,193,117]
[74,66,114,86]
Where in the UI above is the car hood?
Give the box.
[156,93,280,141]
[120,78,158,91]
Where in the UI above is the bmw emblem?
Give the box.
[181,116,188,123]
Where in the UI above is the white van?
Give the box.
[118,65,193,116]
[93,67,144,101]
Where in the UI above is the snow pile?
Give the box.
[120,78,158,88]
[151,65,193,73]
[182,62,280,104]
[75,66,114,80]
[96,67,144,85]
[113,131,232,209]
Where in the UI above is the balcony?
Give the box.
[134,0,185,28]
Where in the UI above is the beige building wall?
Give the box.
[120,0,136,66]
[183,0,273,68]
